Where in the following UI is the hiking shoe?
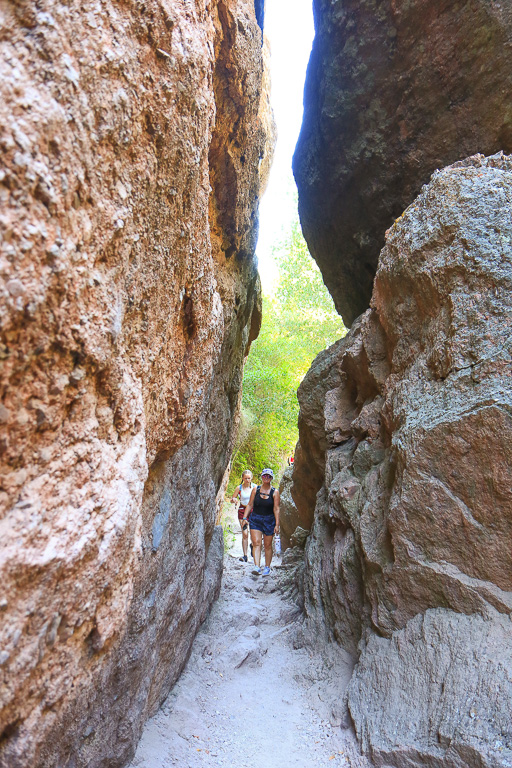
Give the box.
[262,566,271,577]
[239,555,248,562]
[252,566,261,575]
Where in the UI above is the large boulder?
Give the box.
[294,154,512,765]
[348,609,512,768]
[294,0,512,325]
[0,1,273,766]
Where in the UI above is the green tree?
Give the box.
[228,217,345,493]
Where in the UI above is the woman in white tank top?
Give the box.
[231,470,256,562]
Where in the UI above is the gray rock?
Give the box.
[292,154,512,765]
[231,636,261,669]
[348,609,512,768]
[290,527,310,550]
[294,0,512,325]
[277,466,297,550]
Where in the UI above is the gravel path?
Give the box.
[129,527,371,768]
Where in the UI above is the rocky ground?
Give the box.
[129,515,370,768]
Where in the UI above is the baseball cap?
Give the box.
[261,468,274,478]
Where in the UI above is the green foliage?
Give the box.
[228,217,346,493]
[220,502,237,553]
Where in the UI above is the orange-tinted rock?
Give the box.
[0,1,273,766]
[294,0,512,325]
[293,155,512,764]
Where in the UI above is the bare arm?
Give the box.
[230,486,241,504]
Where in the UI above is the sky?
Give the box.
[256,0,315,293]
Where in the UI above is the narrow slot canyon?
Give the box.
[1,1,512,768]
[129,536,367,768]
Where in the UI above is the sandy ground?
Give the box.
[129,511,371,768]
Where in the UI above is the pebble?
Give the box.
[6,279,25,297]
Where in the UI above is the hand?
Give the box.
[274,525,280,534]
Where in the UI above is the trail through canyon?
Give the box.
[129,514,370,768]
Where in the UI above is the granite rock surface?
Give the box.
[294,0,512,325]
[292,154,512,765]
[0,0,273,766]
[348,609,512,768]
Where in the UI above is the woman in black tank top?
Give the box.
[252,486,275,515]
[241,469,280,576]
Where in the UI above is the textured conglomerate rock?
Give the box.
[292,155,512,767]
[0,1,273,766]
[293,0,512,325]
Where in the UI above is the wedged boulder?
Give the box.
[0,1,273,766]
[293,154,512,765]
[294,0,512,325]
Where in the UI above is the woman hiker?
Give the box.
[230,470,256,562]
[241,469,280,577]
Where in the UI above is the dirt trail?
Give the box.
[129,519,370,768]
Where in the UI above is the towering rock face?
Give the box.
[293,0,512,325]
[0,1,272,766]
[293,5,512,761]
[293,154,512,766]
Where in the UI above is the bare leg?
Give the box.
[239,519,248,557]
[263,534,273,567]
[251,529,262,566]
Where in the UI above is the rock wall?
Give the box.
[278,341,344,550]
[0,1,273,766]
[293,0,512,325]
[293,4,512,762]
[293,154,512,766]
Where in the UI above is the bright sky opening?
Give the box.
[256,0,315,294]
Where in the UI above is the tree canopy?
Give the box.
[228,217,346,493]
